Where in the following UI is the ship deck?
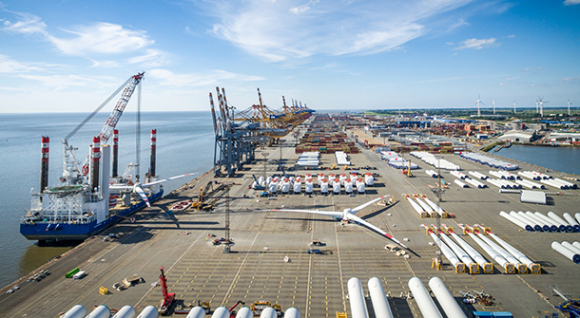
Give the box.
[1,132,579,318]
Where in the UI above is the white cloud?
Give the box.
[3,13,153,56]
[564,0,580,5]
[290,0,319,14]
[207,0,474,61]
[446,18,469,32]
[455,37,498,50]
[2,12,47,35]
[16,74,116,90]
[48,23,153,56]
[148,69,264,87]
[0,54,44,73]
[560,77,580,82]
[126,49,167,67]
[89,59,121,68]
[506,34,515,38]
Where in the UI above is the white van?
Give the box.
[73,271,86,279]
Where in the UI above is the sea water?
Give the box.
[495,144,580,175]
[0,111,214,288]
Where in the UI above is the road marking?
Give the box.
[304,196,316,318]
[331,195,347,312]
[134,212,225,307]
[220,210,270,305]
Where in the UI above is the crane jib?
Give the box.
[71,72,145,175]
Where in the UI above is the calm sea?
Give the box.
[495,144,580,175]
[0,111,214,288]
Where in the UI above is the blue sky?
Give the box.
[1,0,579,113]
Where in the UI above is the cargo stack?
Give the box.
[295,114,359,154]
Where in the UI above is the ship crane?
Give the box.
[61,72,145,184]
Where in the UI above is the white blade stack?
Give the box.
[428,277,468,318]
[408,277,442,318]
[563,213,580,232]
[444,225,493,273]
[422,225,464,273]
[547,211,574,232]
[510,211,541,232]
[405,195,427,218]
[460,226,514,274]
[423,197,447,218]
[500,211,533,231]
[473,228,523,272]
[535,212,565,232]
[348,277,369,318]
[518,211,551,232]
[414,197,434,217]
[437,230,476,270]
[368,277,394,318]
[483,228,540,273]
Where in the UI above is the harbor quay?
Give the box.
[1,133,578,318]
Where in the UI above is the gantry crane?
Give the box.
[209,87,313,176]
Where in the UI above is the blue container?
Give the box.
[473,312,493,318]
[492,312,513,318]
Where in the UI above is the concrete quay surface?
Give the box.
[1,137,579,318]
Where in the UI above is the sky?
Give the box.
[0,0,579,113]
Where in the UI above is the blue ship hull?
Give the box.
[20,190,163,241]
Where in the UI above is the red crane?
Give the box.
[158,267,175,315]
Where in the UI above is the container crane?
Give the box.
[61,72,145,184]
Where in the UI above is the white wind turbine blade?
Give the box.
[109,185,134,190]
[346,214,407,249]
[142,172,197,187]
[135,186,151,208]
[266,209,343,218]
[350,195,390,214]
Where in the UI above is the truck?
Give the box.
[73,271,86,279]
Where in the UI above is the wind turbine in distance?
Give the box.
[476,94,484,117]
[493,100,496,114]
[568,99,572,116]
[513,101,517,113]
[538,96,548,117]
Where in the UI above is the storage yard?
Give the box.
[1,117,580,318]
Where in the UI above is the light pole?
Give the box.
[431,156,445,267]
[279,138,283,164]
[262,152,268,187]
[224,187,231,254]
